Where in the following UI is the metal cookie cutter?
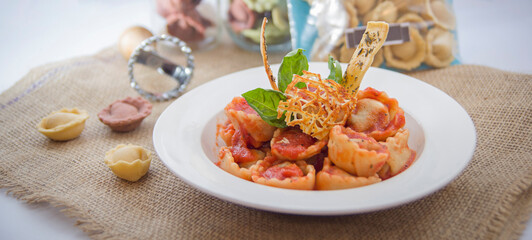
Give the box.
[128,35,194,101]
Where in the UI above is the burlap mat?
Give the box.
[1,41,531,240]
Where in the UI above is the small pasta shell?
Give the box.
[363,1,398,25]
[424,27,455,68]
[384,27,426,70]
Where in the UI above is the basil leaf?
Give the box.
[295,82,307,89]
[278,48,309,93]
[242,88,287,128]
[327,55,343,85]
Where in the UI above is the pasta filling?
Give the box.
[226,96,258,115]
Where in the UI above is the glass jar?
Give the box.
[153,0,221,51]
[225,0,291,52]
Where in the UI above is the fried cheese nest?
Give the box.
[277,71,355,140]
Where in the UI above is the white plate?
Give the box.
[153,63,476,215]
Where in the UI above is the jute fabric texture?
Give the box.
[1,43,531,239]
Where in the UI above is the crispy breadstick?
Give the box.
[343,21,389,96]
[260,17,278,91]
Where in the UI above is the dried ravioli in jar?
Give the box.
[154,0,220,50]
[288,0,460,71]
[224,0,291,52]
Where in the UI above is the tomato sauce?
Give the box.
[225,97,258,115]
[272,128,316,159]
[261,163,304,180]
[216,120,235,146]
[230,129,260,163]
[342,127,374,141]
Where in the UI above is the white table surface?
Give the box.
[1,0,531,239]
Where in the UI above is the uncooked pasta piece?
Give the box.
[316,158,381,190]
[98,96,152,132]
[363,1,398,25]
[251,157,316,190]
[389,0,426,13]
[425,27,455,67]
[104,144,152,182]
[347,87,405,141]
[37,108,89,141]
[397,12,428,34]
[339,39,355,63]
[372,49,384,67]
[354,0,378,15]
[384,27,426,70]
[378,128,417,179]
[225,97,276,148]
[423,0,455,30]
[270,127,327,161]
[328,126,389,177]
[343,0,360,27]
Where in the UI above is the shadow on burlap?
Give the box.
[0,42,531,240]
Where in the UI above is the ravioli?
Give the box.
[229,129,267,163]
[251,157,316,190]
[424,0,456,30]
[378,128,417,179]
[328,125,389,177]
[217,147,262,181]
[105,144,152,182]
[384,27,426,70]
[425,27,455,68]
[397,12,428,34]
[372,50,384,67]
[363,1,398,25]
[343,0,360,27]
[217,120,235,146]
[348,87,405,141]
[270,127,327,161]
[225,97,276,148]
[316,158,381,190]
[37,108,89,141]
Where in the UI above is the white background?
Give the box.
[0,0,531,239]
